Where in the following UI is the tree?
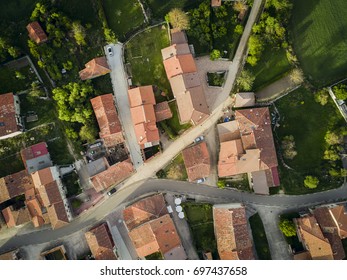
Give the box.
[247,35,264,66]
[167,8,190,31]
[104,28,117,44]
[333,84,347,100]
[323,149,340,161]
[7,46,20,58]
[217,180,226,189]
[289,68,304,85]
[15,71,25,80]
[72,21,86,46]
[279,219,296,237]
[62,60,73,71]
[265,0,292,11]
[233,0,247,12]
[234,24,244,35]
[65,127,79,140]
[281,135,297,159]
[325,130,342,146]
[236,69,255,91]
[79,123,97,143]
[304,176,319,189]
[314,89,329,106]
[210,49,221,60]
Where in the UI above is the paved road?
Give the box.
[106,43,144,169]
[1,178,347,255]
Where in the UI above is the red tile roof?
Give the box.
[161,43,191,60]
[91,159,134,192]
[182,142,210,182]
[330,205,347,239]
[31,167,54,187]
[85,223,117,260]
[26,197,46,227]
[20,142,49,162]
[163,54,197,79]
[128,86,156,107]
[26,21,47,44]
[213,205,254,260]
[47,201,69,229]
[2,206,31,228]
[154,101,172,122]
[79,57,110,80]
[123,194,168,231]
[37,181,62,207]
[170,29,188,45]
[0,93,20,138]
[91,94,124,147]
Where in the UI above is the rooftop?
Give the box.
[234,92,255,108]
[26,21,48,44]
[79,57,111,80]
[163,54,197,79]
[0,93,20,138]
[154,101,173,122]
[47,201,69,229]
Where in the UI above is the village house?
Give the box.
[26,21,48,44]
[79,57,111,80]
[20,142,53,174]
[0,93,23,140]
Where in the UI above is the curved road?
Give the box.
[1,178,347,254]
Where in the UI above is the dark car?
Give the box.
[107,188,117,196]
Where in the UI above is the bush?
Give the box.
[217,180,226,189]
[279,219,296,237]
[210,49,221,61]
[304,176,319,189]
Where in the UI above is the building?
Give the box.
[2,206,31,228]
[0,170,34,204]
[41,245,67,260]
[162,31,209,125]
[128,86,160,149]
[85,223,117,260]
[211,0,222,7]
[234,92,255,108]
[154,101,172,122]
[79,57,111,80]
[90,159,134,192]
[182,142,211,182]
[0,93,23,140]
[90,94,124,147]
[217,107,279,194]
[213,204,254,260]
[31,166,71,229]
[26,21,48,44]
[123,194,186,260]
[294,215,334,260]
[20,142,53,173]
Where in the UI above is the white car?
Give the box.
[107,46,113,56]
[196,178,206,184]
[194,135,204,143]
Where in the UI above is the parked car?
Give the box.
[196,178,206,184]
[194,135,204,143]
[107,46,113,56]
[107,188,117,196]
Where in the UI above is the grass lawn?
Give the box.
[290,0,347,86]
[0,65,38,93]
[62,172,82,198]
[147,0,205,20]
[246,47,293,91]
[249,213,271,260]
[103,0,145,40]
[125,25,171,96]
[274,87,345,194]
[162,153,188,181]
[182,203,218,258]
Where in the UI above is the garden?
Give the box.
[156,153,188,181]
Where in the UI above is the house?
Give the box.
[211,0,222,7]
[217,107,279,195]
[234,92,255,108]
[31,166,71,229]
[0,93,23,140]
[162,33,210,125]
[213,204,254,260]
[41,245,67,260]
[79,57,111,80]
[20,142,53,173]
[85,223,117,260]
[123,194,186,260]
[0,170,34,204]
[25,194,47,228]
[294,215,334,260]
[154,101,172,122]
[26,21,48,44]
[182,142,211,182]
[90,159,134,192]
[90,94,124,147]
[2,206,31,228]
[128,86,160,149]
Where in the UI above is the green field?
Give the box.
[275,87,344,194]
[103,0,145,40]
[249,213,271,260]
[290,0,347,86]
[147,0,205,19]
[246,48,292,91]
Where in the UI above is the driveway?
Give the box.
[105,43,144,169]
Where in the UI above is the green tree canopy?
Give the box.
[167,8,190,31]
[72,21,86,46]
[304,176,319,189]
[333,84,347,100]
[210,49,221,61]
[325,130,342,146]
[279,219,296,237]
[236,69,255,91]
[314,89,329,106]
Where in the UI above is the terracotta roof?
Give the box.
[182,142,210,182]
[2,206,31,228]
[20,142,49,162]
[213,204,254,260]
[85,223,117,260]
[251,170,271,195]
[36,181,62,207]
[294,215,334,260]
[293,251,311,260]
[163,54,197,79]
[234,92,255,108]
[128,214,182,258]
[31,167,54,188]
[26,197,46,227]
[26,21,47,44]
[211,0,222,7]
[170,29,188,44]
[324,231,345,260]
[154,101,172,122]
[91,159,134,192]
[128,87,160,148]
[123,194,168,231]
[161,43,191,60]
[0,170,34,203]
[330,205,347,239]
[170,73,201,93]
[47,201,69,229]
[218,139,244,177]
[0,93,20,138]
[79,57,110,80]
[217,121,241,142]
[91,94,124,147]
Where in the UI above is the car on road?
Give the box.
[107,188,117,196]
[107,46,113,56]
[194,135,204,143]
[196,178,206,184]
